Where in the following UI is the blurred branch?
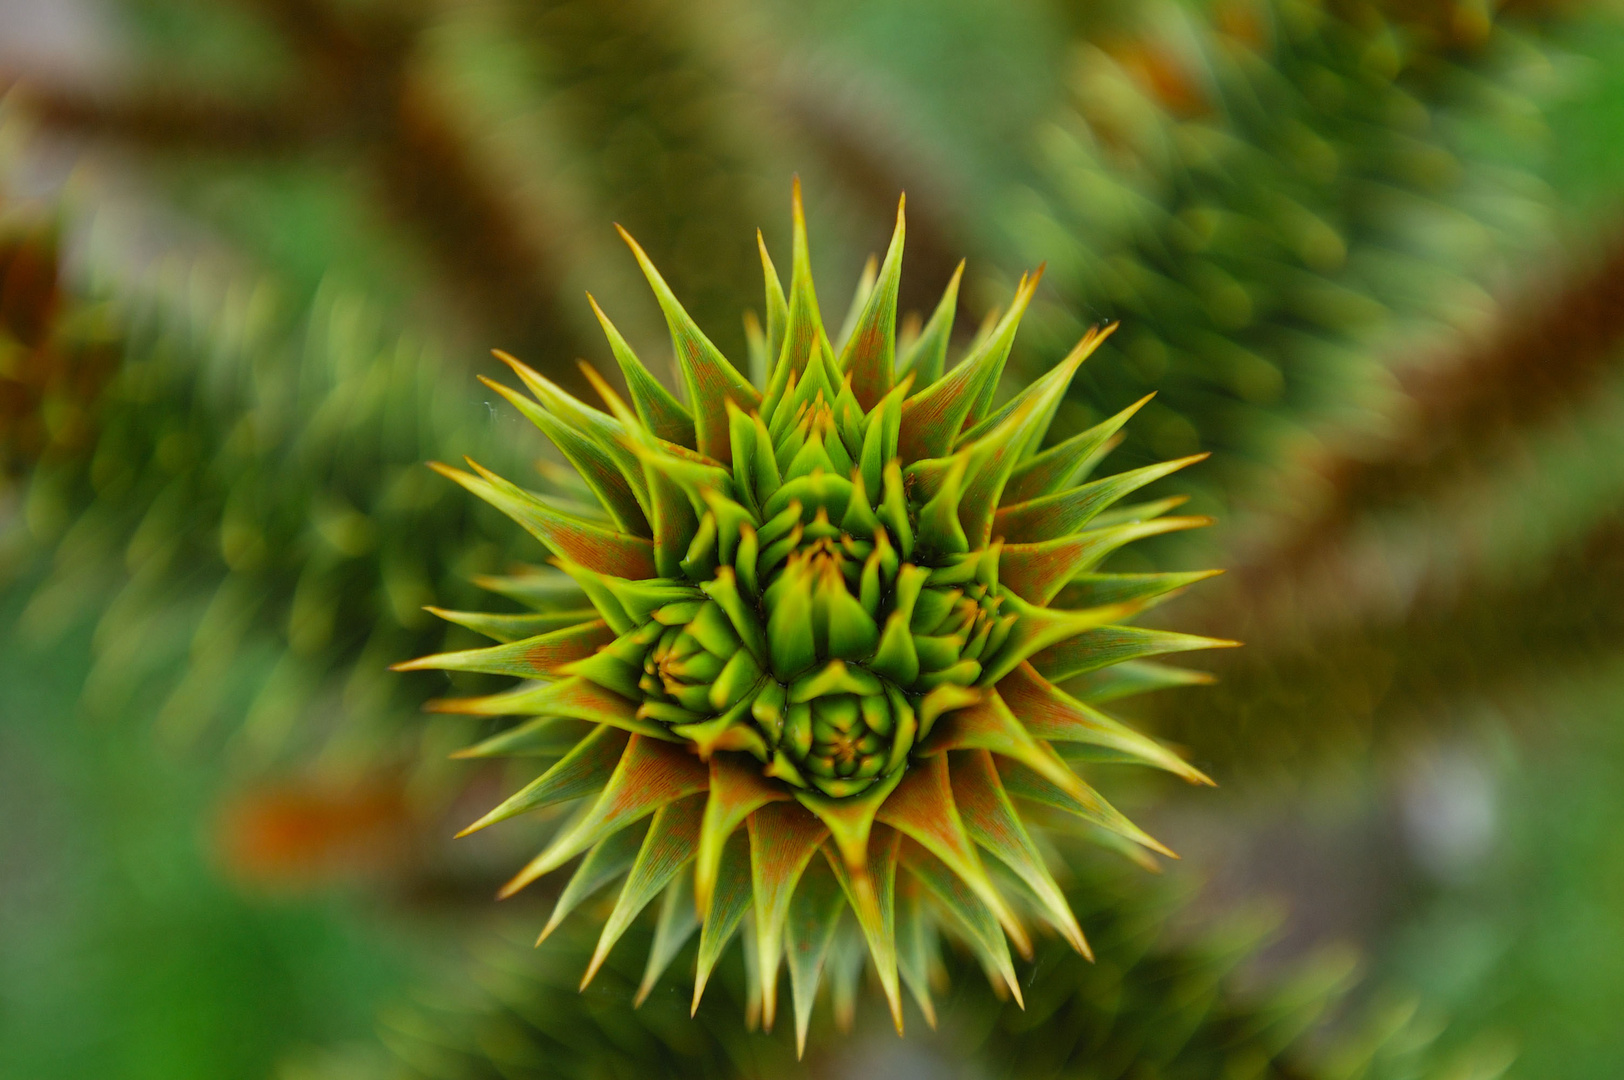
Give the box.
[1157,500,1624,779]
[1235,226,1624,596]
[1104,213,1624,782]
[0,214,120,474]
[211,766,539,911]
[235,0,414,68]
[9,0,595,391]
[1151,222,1624,787]
[6,82,309,149]
[1120,3,1624,773]
[0,206,537,768]
[499,0,776,354]
[224,0,592,381]
[373,72,583,382]
[1008,0,1582,531]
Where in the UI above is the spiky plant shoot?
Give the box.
[399,182,1232,1053]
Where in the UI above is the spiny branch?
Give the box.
[1156,505,1624,777]
[10,0,592,390]
[1235,225,1624,597]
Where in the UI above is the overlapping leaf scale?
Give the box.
[401,187,1231,1049]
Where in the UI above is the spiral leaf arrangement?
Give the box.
[400,182,1233,1052]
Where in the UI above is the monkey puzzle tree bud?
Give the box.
[401,184,1231,1049]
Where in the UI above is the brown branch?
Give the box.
[231,0,413,72]
[10,77,583,373]
[7,81,311,151]
[16,0,594,390]
[1309,231,1624,527]
[0,217,121,471]
[504,0,773,365]
[1152,504,1624,779]
[231,0,590,384]
[1206,222,1624,660]
[368,74,590,389]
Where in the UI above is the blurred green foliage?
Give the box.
[0,589,422,1080]
[1380,669,1624,1078]
[377,866,1436,1080]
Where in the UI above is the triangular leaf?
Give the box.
[999,662,1212,783]
[493,351,653,516]
[1005,518,1214,593]
[995,757,1173,858]
[1081,494,1188,529]
[584,792,706,987]
[894,877,940,1028]
[393,620,613,678]
[897,270,1041,462]
[695,754,790,912]
[763,179,835,421]
[758,230,789,381]
[479,374,649,536]
[836,196,904,409]
[875,753,1029,959]
[980,595,1142,686]
[956,337,1095,547]
[920,688,1087,811]
[956,323,1111,452]
[901,842,1022,1006]
[549,557,635,634]
[693,829,751,1014]
[450,715,592,760]
[588,294,696,449]
[913,451,971,559]
[795,767,906,880]
[992,454,1207,545]
[617,225,761,461]
[427,676,670,742]
[897,260,963,388]
[431,461,655,579]
[421,606,597,644]
[1065,658,1218,703]
[950,748,1089,956]
[501,735,708,897]
[535,822,646,942]
[784,860,845,1057]
[643,450,702,578]
[835,253,878,353]
[1031,625,1239,683]
[636,874,701,1006]
[471,566,585,610]
[825,827,904,1032]
[459,724,630,839]
[1052,569,1221,610]
[1001,392,1153,505]
[748,802,830,1032]
[826,924,867,1034]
